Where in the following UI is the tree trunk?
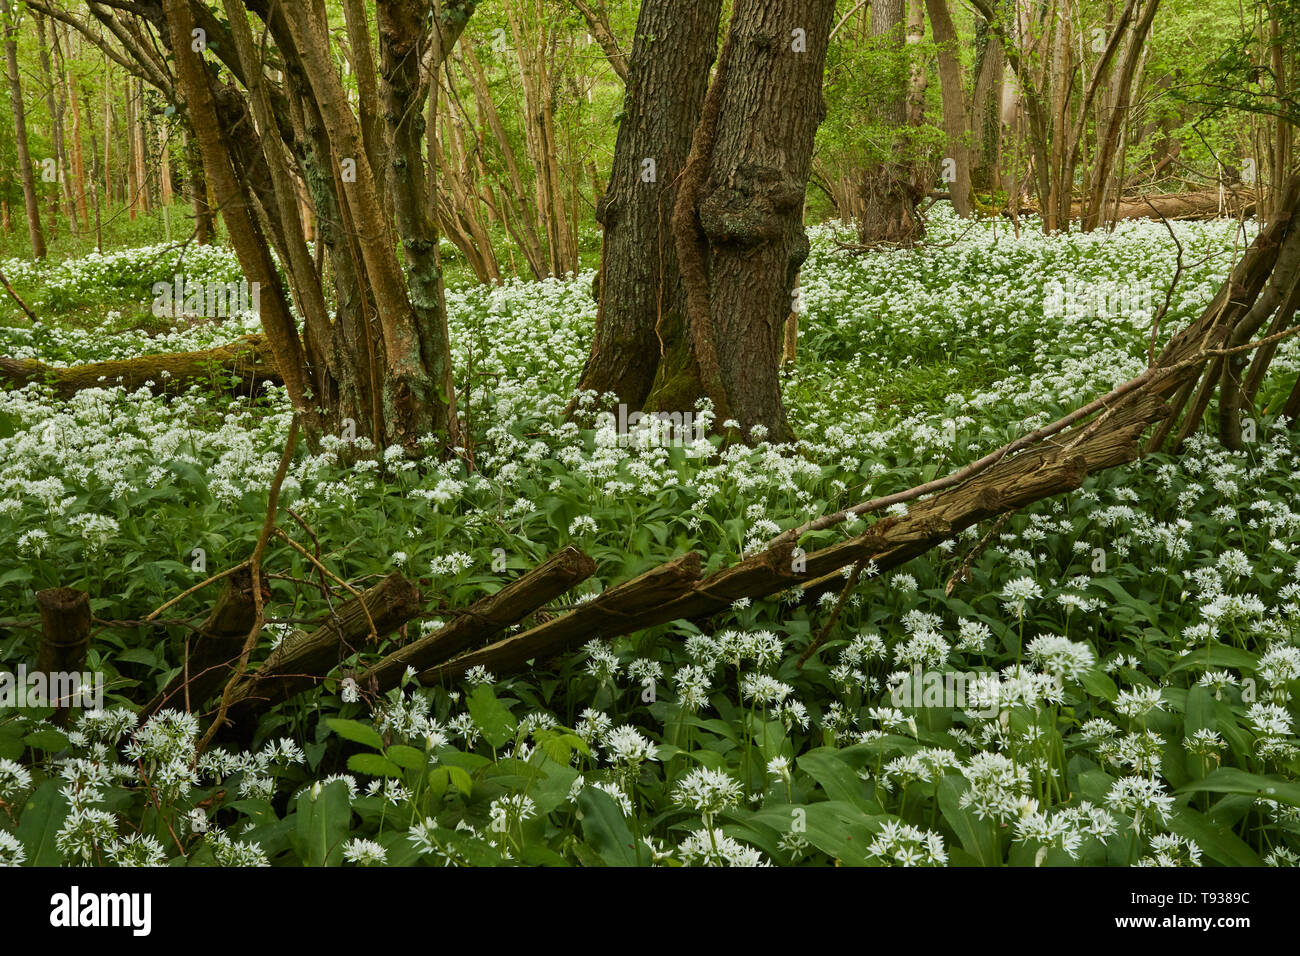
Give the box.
[857,0,924,246]
[160,0,318,422]
[572,0,724,411]
[676,0,836,440]
[969,5,1005,193]
[182,126,212,243]
[926,0,974,217]
[2,0,47,258]
[35,13,74,237]
[285,0,460,449]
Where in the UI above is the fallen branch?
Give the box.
[142,566,263,717]
[197,419,298,753]
[360,546,595,693]
[219,572,424,725]
[0,334,280,399]
[421,552,703,683]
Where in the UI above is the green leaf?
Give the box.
[539,733,572,766]
[16,780,70,866]
[467,685,517,750]
[1166,806,1263,867]
[745,801,878,866]
[326,718,384,750]
[347,752,404,778]
[577,787,641,866]
[1078,667,1118,702]
[446,765,474,797]
[938,775,1001,866]
[22,728,70,752]
[1167,643,1259,676]
[386,744,428,770]
[1178,768,1300,808]
[295,779,352,867]
[797,749,873,811]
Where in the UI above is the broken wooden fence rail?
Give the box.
[143,566,263,717]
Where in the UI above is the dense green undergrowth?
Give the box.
[2,209,1299,867]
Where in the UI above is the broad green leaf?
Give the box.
[938,775,1001,866]
[16,780,70,866]
[386,744,428,770]
[1167,806,1263,867]
[1179,768,1300,808]
[347,752,404,778]
[797,749,873,811]
[577,787,642,867]
[467,685,517,750]
[326,718,384,750]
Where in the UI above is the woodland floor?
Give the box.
[2,209,1300,867]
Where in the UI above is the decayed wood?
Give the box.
[1023,189,1256,223]
[144,567,261,716]
[35,587,91,677]
[361,547,596,692]
[421,552,702,683]
[35,587,91,719]
[0,334,281,398]
[220,572,423,722]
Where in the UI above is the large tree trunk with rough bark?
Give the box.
[573,0,724,412]
[673,0,836,441]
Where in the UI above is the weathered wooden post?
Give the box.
[35,587,91,724]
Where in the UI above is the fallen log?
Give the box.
[143,566,263,716]
[221,572,423,724]
[420,552,702,683]
[360,546,596,692]
[421,399,1161,680]
[1021,188,1256,223]
[0,334,281,398]
[1109,189,1256,222]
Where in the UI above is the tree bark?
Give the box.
[2,0,47,258]
[572,0,724,411]
[221,572,423,725]
[857,0,924,246]
[925,0,974,217]
[0,334,281,398]
[143,567,263,716]
[676,0,836,441]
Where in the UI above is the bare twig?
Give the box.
[196,419,299,754]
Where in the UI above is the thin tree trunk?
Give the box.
[2,0,47,258]
[926,0,974,216]
[858,0,924,246]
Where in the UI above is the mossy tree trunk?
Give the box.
[857,0,926,248]
[673,0,836,442]
[573,0,724,412]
